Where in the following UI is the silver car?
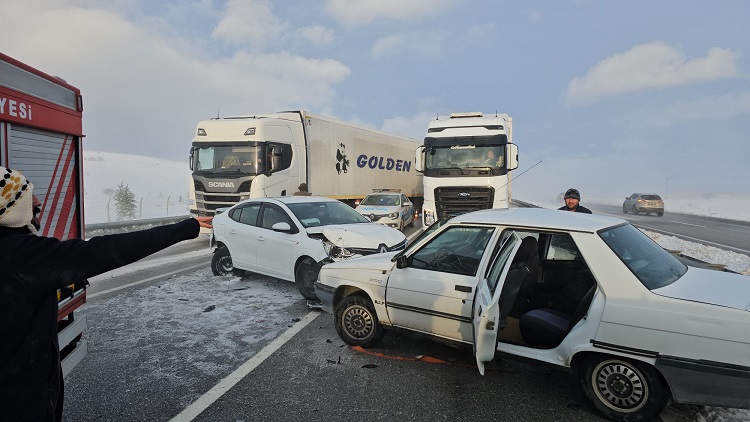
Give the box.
[623,193,664,216]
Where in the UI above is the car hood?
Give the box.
[322,251,398,272]
[652,267,750,311]
[306,223,405,249]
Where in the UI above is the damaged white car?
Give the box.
[316,208,750,421]
[210,196,407,299]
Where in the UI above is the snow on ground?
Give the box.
[83,151,191,223]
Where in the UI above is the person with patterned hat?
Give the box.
[0,166,213,421]
[558,188,592,214]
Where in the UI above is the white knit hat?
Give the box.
[0,166,35,231]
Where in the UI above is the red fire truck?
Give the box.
[0,52,87,377]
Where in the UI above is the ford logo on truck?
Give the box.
[458,192,471,197]
[208,181,235,188]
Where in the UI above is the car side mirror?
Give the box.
[271,222,292,232]
[396,255,408,269]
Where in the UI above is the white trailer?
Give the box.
[189,110,422,214]
[415,112,518,226]
[0,52,88,377]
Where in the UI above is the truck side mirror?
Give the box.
[189,146,195,171]
[415,146,425,172]
[506,143,519,171]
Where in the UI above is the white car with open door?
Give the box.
[315,208,750,422]
[210,196,406,300]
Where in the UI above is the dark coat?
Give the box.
[558,204,592,214]
[0,218,200,421]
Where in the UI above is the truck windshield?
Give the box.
[192,145,265,174]
[425,145,504,170]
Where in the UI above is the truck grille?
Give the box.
[434,187,495,218]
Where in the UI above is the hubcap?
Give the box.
[593,360,647,412]
[343,305,373,339]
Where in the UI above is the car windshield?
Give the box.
[287,201,370,228]
[360,194,400,206]
[599,224,687,289]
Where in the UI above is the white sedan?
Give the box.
[210,196,406,300]
[315,207,750,422]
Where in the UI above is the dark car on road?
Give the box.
[623,193,664,216]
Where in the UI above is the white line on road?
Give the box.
[169,311,320,422]
[87,261,209,299]
[666,220,705,228]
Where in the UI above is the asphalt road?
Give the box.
[587,203,750,255]
[60,218,734,422]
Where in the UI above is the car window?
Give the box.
[485,234,519,295]
[642,194,661,200]
[260,205,292,230]
[230,204,261,226]
[287,201,370,228]
[599,223,687,289]
[546,234,580,261]
[408,226,495,276]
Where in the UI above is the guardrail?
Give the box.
[85,215,191,237]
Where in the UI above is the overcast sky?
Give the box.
[3,0,749,202]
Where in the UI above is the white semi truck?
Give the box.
[189,110,422,215]
[415,112,518,226]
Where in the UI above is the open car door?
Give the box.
[472,232,522,375]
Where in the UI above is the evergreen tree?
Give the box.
[114,181,137,221]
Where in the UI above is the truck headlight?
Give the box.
[424,210,435,226]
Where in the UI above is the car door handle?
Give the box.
[455,285,472,293]
[229,229,237,235]
[257,236,265,241]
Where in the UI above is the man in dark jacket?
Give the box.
[558,188,592,214]
[0,166,213,421]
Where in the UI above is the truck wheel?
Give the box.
[295,257,320,300]
[334,295,386,347]
[580,355,668,422]
[211,247,244,277]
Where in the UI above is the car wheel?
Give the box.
[657,212,663,217]
[580,355,668,422]
[211,246,244,277]
[631,205,638,214]
[408,214,415,227]
[622,205,628,214]
[334,295,386,348]
[295,257,320,300]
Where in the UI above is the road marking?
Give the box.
[169,311,320,422]
[636,225,750,255]
[87,261,209,299]
[666,220,705,228]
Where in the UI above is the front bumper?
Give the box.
[315,282,335,314]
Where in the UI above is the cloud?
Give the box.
[212,0,286,49]
[370,31,447,58]
[381,111,435,140]
[325,0,456,26]
[565,42,740,106]
[0,0,349,160]
[646,91,750,128]
[296,25,335,47]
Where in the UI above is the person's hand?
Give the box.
[195,216,213,229]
